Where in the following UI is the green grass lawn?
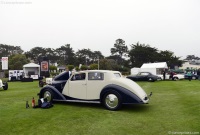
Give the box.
[0,80,199,135]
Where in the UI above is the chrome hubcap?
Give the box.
[105,94,118,109]
[44,91,52,102]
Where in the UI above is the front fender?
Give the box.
[39,85,66,101]
[100,84,144,104]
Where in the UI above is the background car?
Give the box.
[184,73,199,80]
[126,72,161,82]
[39,70,151,111]
[0,79,8,90]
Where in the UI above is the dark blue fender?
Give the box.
[100,84,145,104]
[39,85,66,100]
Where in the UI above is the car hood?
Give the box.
[109,77,148,102]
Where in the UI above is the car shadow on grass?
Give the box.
[53,101,151,112]
[0,89,7,92]
[53,101,103,110]
[122,104,152,112]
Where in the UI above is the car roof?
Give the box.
[74,70,120,73]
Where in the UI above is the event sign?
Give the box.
[2,57,8,70]
[41,61,49,71]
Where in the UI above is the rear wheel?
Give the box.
[3,82,8,90]
[192,76,196,80]
[102,91,122,111]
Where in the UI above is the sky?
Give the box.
[0,0,200,59]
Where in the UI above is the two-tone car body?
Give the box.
[39,70,151,111]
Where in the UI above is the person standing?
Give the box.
[65,67,71,80]
[197,69,200,80]
[187,71,192,81]
[162,69,166,80]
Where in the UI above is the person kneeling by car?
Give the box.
[169,72,174,80]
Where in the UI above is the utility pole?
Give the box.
[98,56,99,70]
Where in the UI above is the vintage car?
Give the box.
[38,70,152,111]
[184,73,199,80]
[157,72,185,81]
[126,72,161,82]
[0,79,8,90]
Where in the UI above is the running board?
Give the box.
[54,99,101,104]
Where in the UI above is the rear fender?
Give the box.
[100,84,143,104]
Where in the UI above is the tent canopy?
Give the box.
[23,63,40,78]
[23,63,40,68]
[141,62,168,69]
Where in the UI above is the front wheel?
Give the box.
[42,89,53,102]
[148,78,154,82]
[3,82,8,90]
[173,77,178,81]
[102,91,122,111]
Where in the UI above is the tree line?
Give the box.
[0,39,191,73]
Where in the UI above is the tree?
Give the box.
[8,54,30,70]
[25,47,46,63]
[110,39,129,67]
[129,42,183,68]
[55,44,75,65]
[44,48,57,63]
[0,44,24,58]
[129,42,159,67]
[90,64,98,70]
[67,65,74,71]
[111,39,128,58]
[75,49,104,67]
[185,55,199,60]
[99,59,118,70]
[75,48,93,66]
[91,51,104,64]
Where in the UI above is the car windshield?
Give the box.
[138,72,149,76]
[114,73,121,78]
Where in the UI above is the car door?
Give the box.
[68,73,87,99]
[137,72,147,81]
[86,72,105,100]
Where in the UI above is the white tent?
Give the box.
[23,63,40,79]
[139,62,168,75]
[141,62,168,69]
[131,62,168,75]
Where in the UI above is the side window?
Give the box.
[88,72,104,80]
[71,73,86,81]
[141,72,148,75]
